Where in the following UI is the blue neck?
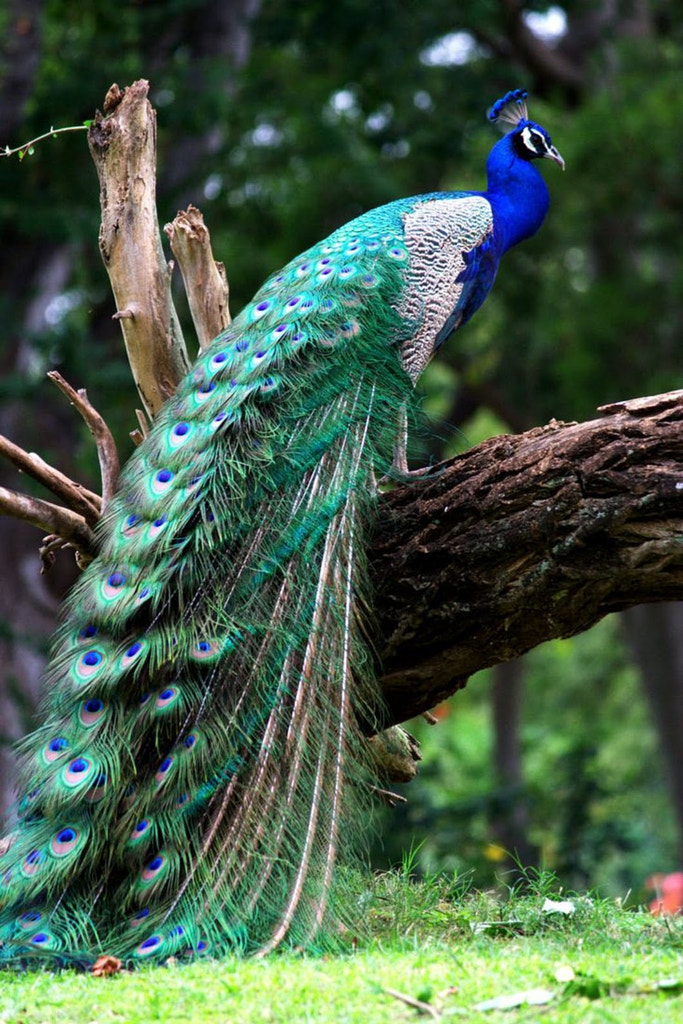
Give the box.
[484,134,550,255]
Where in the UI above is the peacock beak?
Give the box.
[544,145,565,171]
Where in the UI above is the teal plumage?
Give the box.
[0,90,562,967]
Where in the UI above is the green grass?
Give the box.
[1,870,681,1023]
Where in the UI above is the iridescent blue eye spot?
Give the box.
[209,351,228,372]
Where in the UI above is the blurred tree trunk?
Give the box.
[622,604,683,863]
[489,659,538,873]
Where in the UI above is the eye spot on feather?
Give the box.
[129,818,151,843]
[169,421,192,449]
[50,826,81,857]
[17,910,43,930]
[208,351,228,373]
[21,849,45,877]
[122,514,142,538]
[85,772,108,802]
[190,639,221,662]
[136,934,163,956]
[151,468,174,496]
[387,245,408,261]
[101,572,127,601]
[195,380,216,402]
[155,687,179,711]
[74,649,105,682]
[141,852,167,883]
[79,697,105,727]
[134,585,154,607]
[155,756,175,786]
[210,411,233,433]
[63,757,94,788]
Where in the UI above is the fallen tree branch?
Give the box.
[373,390,683,724]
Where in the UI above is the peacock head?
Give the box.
[489,89,565,170]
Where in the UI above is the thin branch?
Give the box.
[0,487,95,558]
[1,124,89,160]
[0,433,101,525]
[165,205,231,352]
[47,371,120,508]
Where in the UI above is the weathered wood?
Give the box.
[165,205,231,351]
[87,80,190,417]
[374,390,683,724]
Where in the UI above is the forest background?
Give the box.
[0,0,680,903]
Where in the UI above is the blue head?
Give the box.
[489,89,565,171]
[485,90,564,251]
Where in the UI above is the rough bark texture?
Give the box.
[373,390,683,724]
[88,81,190,417]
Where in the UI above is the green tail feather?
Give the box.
[0,222,417,966]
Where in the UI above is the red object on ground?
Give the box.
[647,872,683,915]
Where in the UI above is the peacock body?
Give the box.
[0,90,562,966]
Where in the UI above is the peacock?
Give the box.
[0,89,563,967]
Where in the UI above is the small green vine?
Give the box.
[1,121,92,160]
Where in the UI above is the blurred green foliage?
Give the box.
[377,618,678,898]
[0,0,680,894]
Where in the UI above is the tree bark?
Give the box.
[373,390,683,724]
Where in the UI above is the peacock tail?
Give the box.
[0,223,416,965]
[0,89,562,967]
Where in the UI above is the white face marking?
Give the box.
[520,125,547,155]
